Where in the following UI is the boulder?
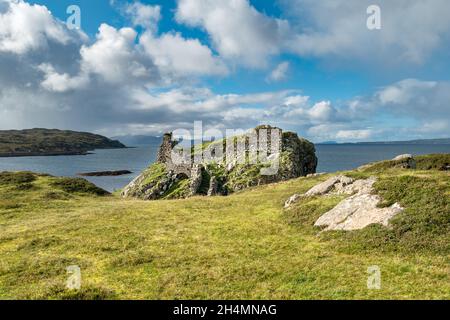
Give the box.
[392,154,416,169]
[314,193,403,231]
[304,175,354,197]
[284,175,403,230]
[392,154,413,161]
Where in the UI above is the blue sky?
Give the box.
[29,0,373,100]
[1,0,450,142]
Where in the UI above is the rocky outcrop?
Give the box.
[284,175,404,231]
[314,193,403,231]
[122,125,318,200]
[392,154,416,169]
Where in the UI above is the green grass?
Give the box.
[0,158,449,300]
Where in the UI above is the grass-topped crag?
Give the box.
[0,128,126,157]
[121,125,318,200]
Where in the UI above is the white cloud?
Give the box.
[267,61,290,82]
[0,0,85,54]
[140,31,228,77]
[1,0,449,142]
[38,63,89,92]
[370,79,450,122]
[283,0,450,65]
[176,0,289,68]
[336,129,373,140]
[80,24,156,84]
[125,2,161,33]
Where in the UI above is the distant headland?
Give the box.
[318,138,450,145]
[0,128,126,157]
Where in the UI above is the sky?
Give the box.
[0,0,449,142]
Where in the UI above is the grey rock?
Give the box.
[392,154,413,161]
[285,175,403,230]
[207,176,218,196]
[284,194,302,209]
[304,176,354,197]
[315,193,403,231]
[189,164,203,196]
[392,154,416,169]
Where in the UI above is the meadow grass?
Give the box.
[0,162,448,300]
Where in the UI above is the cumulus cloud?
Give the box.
[1,0,449,143]
[283,0,450,65]
[176,0,289,68]
[38,63,89,92]
[80,24,158,84]
[0,0,85,54]
[140,31,228,77]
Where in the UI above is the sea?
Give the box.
[0,143,449,192]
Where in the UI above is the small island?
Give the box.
[78,170,133,177]
[0,128,126,157]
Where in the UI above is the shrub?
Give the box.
[0,171,36,185]
[415,154,450,170]
[50,178,109,196]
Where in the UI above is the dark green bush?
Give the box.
[0,171,36,185]
[51,178,110,196]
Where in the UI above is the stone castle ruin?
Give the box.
[122,125,318,200]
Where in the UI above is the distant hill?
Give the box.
[317,138,450,145]
[357,138,450,145]
[0,128,126,157]
[111,135,162,146]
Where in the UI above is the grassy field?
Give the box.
[0,156,449,299]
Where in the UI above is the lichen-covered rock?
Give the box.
[284,175,403,230]
[122,125,318,200]
[314,193,403,231]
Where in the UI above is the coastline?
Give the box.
[0,146,131,158]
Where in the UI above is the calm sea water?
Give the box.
[0,144,449,192]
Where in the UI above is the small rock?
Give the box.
[392,154,413,161]
[304,175,354,197]
[284,194,302,209]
